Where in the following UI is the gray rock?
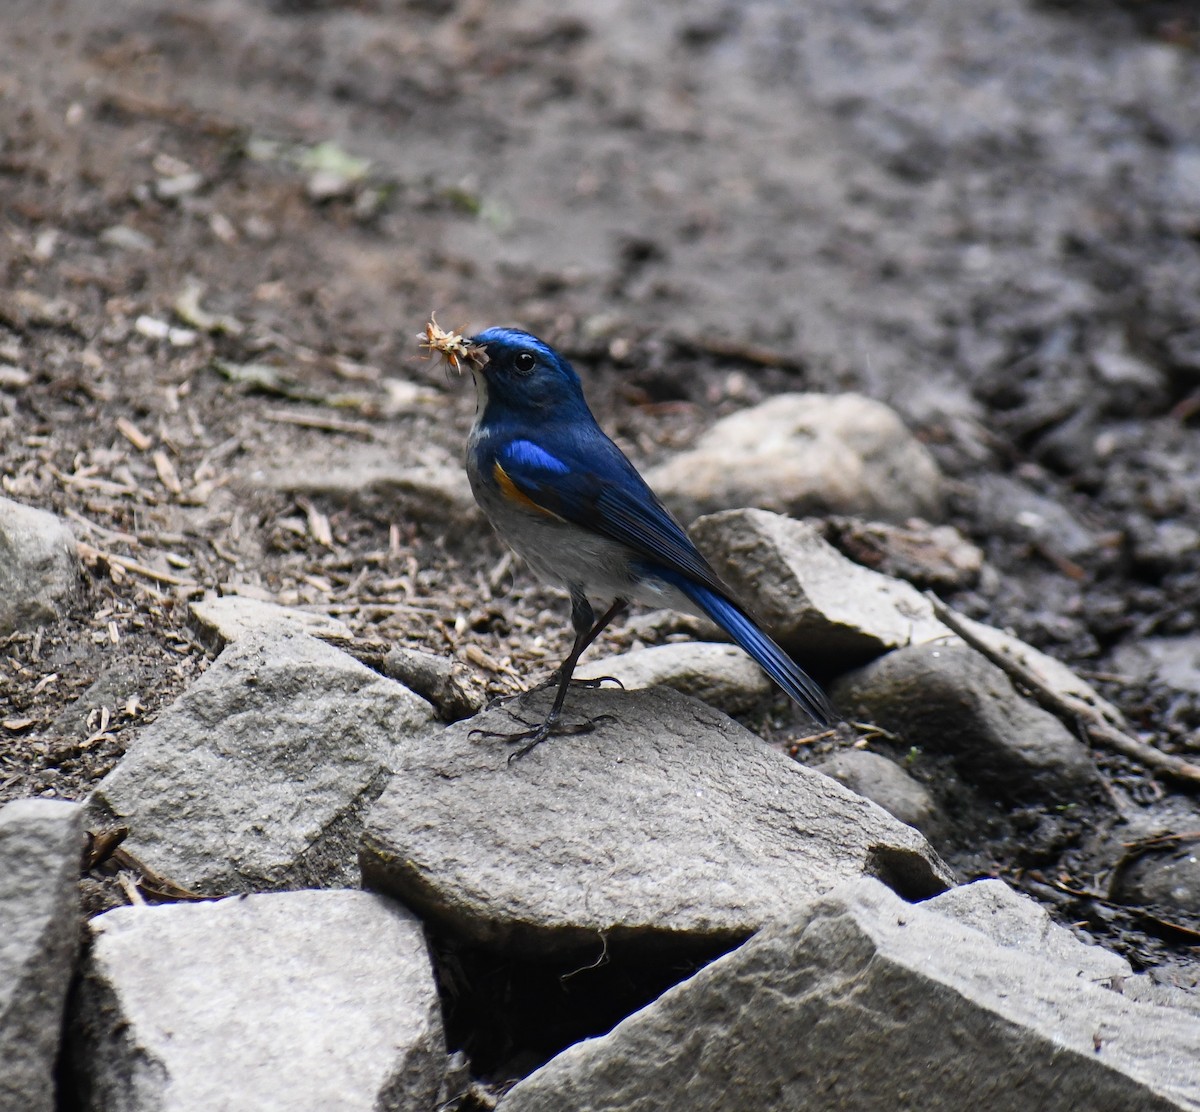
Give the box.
[188,593,354,652]
[1122,971,1200,1019]
[497,878,1200,1112]
[0,496,79,635]
[645,393,944,523]
[811,749,941,836]
[1110,635,1200,696]
[834,642,1106,804]
[361,686,952,959]
[973,473,1098,562]
[822,516,984,591]
[1111,841,1200,928]
[69,890,445,1112]
[575,642,773,715]
[925,878,1131,984]
[88,630,435,895]
[0,799,84,1112]
[688,509,947,667]
[955,612,1124,726]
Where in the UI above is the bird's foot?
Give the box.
[470,710,617,762]
[484,673,622,711]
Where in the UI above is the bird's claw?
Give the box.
[484,674,622,712]
[469,711,617,762]
[574,674,624,690]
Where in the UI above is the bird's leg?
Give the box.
[484,597,627,708]
[472,596,628,759]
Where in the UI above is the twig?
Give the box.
[77,541,198,588]
[62,507,138,545]
[262,408,376,439]
[927,593,1200,787]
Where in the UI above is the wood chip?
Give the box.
[116,416,153,452]
[298,498,334,547]
[153,449,183,495]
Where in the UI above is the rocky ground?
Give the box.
[4,0,1200,1107]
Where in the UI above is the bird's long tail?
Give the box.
[668,576,835,727]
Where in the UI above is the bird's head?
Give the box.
[465,327,589,419]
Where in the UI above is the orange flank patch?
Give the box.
[493,461,560,518]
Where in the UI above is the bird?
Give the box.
[456,325,835,757]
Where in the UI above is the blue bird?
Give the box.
[459,326,835,757]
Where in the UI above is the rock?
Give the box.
[1122,971,1200,1019]
[497,878,1200,1112]
[0,496,79,635]
[575,642,773,715]
[924,878,1131,983]
[188,593,354,652]
[821,516,984,591]
[644,393,944,523]
[88,630,435,895]
[955,612,1125,726]
[0,799,84,1112]
[833,642,1106,805]
[688,509,947,667]
[360,686,952,959]
[371,645,485,722]
[1110,839,1200,930]
[811,749,941,836]
[1110,635,1200,696]
[68,890,445,1112]
[973,474,1098,562]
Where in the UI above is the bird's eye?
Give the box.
[514,351,537,374]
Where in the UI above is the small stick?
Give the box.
[927,593,1200,787]
[262,408,376,439]
[77,541,197,588]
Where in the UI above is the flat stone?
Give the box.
[811,749,941,836]
[925,878,1131,983]
[688,509,947,668]
[0,496,79,635]
[833,642,1107,804]
[188,593,354,652]
[498,878,1200,1112]
[645,392,944,523]
[360,686,952,959]
[68,890,445,1112]
[88,630,435,895]
[0,799,84,1112]
[575,642,774,715]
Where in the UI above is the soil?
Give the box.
[4,0,1200,1059]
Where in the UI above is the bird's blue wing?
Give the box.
[494,431,835,727]
[493,434,728,593]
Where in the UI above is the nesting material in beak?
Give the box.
[417,314,489,372]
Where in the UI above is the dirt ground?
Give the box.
[3,0,1200,995]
